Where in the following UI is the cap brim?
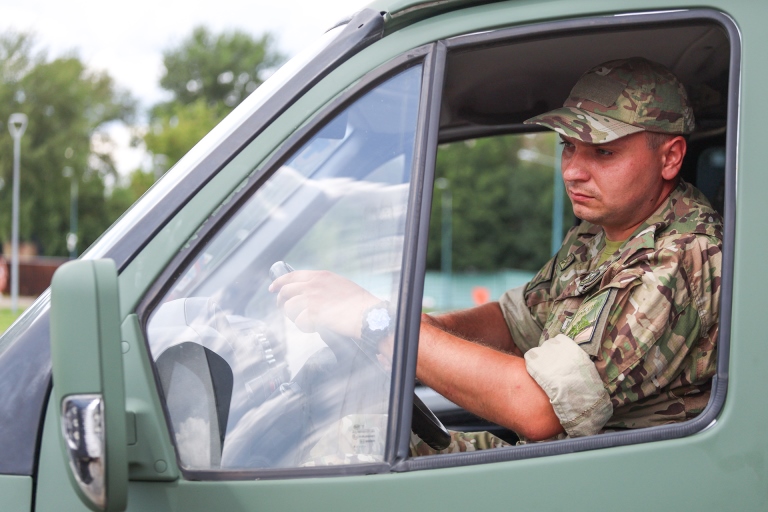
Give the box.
[524,107,644,143]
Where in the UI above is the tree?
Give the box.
[143,98,223,169]
[159,26,283,109]
[106,168,156,222]
[144,26,285,173]
[0,31,136,256]
[427,133,572,273]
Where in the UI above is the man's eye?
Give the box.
[596,148,613,156]
[558,140,573,148]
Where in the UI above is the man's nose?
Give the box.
[561,150,590,182]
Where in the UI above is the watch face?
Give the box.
[366,308,390,331]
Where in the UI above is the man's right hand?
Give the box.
[269,270,381,340]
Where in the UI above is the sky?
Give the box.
[1,0,369,172]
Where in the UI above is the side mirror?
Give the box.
[50,259,127,511]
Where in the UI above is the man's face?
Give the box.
[559,131,676,240]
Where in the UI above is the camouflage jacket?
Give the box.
[499,180,722,436]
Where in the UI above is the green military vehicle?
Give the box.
[0,0,757,509]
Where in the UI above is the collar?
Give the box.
[556,181,722,299]
[574,180,723,255]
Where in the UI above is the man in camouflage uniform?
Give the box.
[411,57,721,454]
[273,57,722,456]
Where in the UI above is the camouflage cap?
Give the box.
[524,57,695,143]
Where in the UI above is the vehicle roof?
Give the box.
[362,0,506,32]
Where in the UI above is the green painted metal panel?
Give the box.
[121,315,179,481]
[50,264,102,395]
[0,475,32,512]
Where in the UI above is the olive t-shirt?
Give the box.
[596,238,624,267]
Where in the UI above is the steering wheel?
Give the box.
[270,261,451,451]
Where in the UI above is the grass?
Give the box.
[0,308,25,334]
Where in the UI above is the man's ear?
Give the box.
[660,136,687,181]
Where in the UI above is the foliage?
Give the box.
[428,133,572,272]
[158,26,283,109]
[145,26,285,173]
[106,169,156,223]
[144,99,224,168]
[0,31,135,256]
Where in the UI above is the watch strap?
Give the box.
[360,301,392,351]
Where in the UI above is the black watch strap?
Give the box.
[360,301,392,350]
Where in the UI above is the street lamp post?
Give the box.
[435,177,452,309]
[8,113,28,313]
[62,167,78,259]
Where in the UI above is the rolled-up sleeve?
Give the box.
[499,285,543,354]
[524,334,613,437]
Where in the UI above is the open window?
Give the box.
[416,130,569,445]
[412,10,737,467]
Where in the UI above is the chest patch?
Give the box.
[564,288,617,356]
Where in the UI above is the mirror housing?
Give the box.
[50,259,127,511]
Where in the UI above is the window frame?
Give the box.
[400,8,739,472]
[136,43,443,481]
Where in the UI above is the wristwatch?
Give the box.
[360,301,392,350]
